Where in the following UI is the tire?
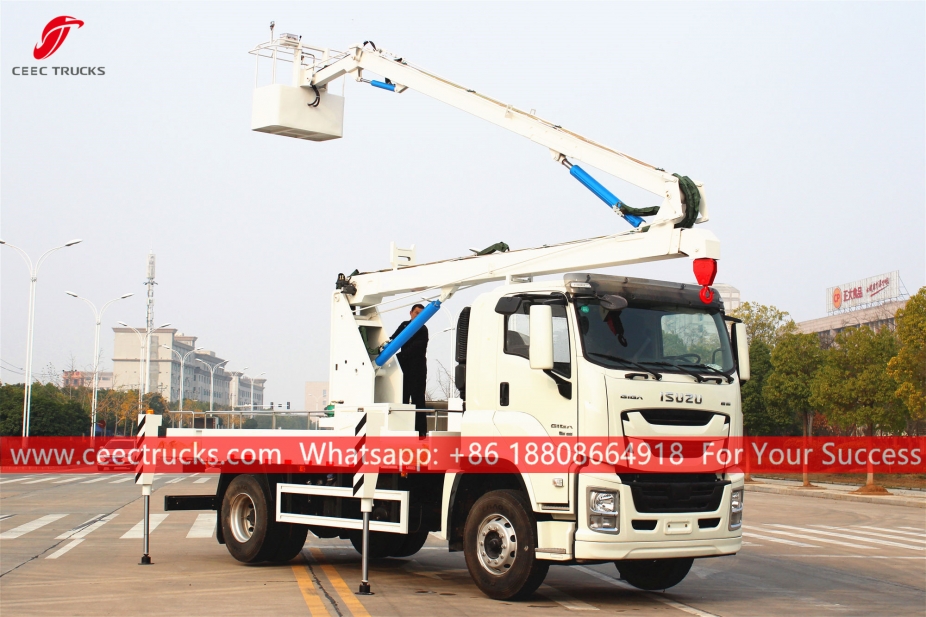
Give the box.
[349,531,404,560]
[391,531,430,558]
[268,523,309,563]
[615,558,693,591]
[463,490,549,601]
[221,475,277,564]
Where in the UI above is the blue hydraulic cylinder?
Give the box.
[568,164,644,228]
[375,300,441,367]
[370,80,396,92]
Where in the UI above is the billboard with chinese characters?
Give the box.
[826,271,900,313]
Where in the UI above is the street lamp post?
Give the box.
[161,345,203,412]
[119,321,171,415]
[197,359,230,412]
[1,239,82,436]
[244,371,266,412]
[66,291,133,437]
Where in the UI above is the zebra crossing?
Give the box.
[744,523,925,552]
[0,510,217,554]
[1,474,219,486]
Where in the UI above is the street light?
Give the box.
[161,345,203,412]
[118,321,171,414]
[244,371,266,411]
[1,238,82,436]
[66,291,133,437]
[197,358,230,412]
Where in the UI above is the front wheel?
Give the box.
[463,490,548,600]
[615,557,693,590]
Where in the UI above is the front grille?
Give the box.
[619,473,729,513]
[622,409,728,427]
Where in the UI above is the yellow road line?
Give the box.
[308,546,372,617]
[291,561,330,616]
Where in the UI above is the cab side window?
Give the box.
[503,295,571,378]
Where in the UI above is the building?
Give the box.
[712,283,741,313]
[111,328,260,407]
[304,381,329,411]
[62,371,113,389]
[228,371,267,409]
[797,299,907,346]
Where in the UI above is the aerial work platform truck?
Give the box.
[164,29,750,600]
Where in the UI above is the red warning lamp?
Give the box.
[693,258,717,303]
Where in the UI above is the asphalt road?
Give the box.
[1,473,923,616]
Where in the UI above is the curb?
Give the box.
[744,483,926,509]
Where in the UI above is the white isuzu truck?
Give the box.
[163,30,750,601]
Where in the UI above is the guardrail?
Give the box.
[167,410,330,430]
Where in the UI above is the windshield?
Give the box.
[574,298,734,375]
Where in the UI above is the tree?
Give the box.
[741,340,792,436]
[765,332,824,437]
[0,383,91,436]
[811,326,907,491]
[764,332,824,486]
[887,288,926,424]
[729,302,795,348]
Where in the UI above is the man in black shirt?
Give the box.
[391,303,429,409]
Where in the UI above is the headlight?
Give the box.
[729,489,743,530]
[588,488,619,534]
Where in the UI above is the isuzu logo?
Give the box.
[660,392,703,404]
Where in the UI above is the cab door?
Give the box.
[495,294,577,506]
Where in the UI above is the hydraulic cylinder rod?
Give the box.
[375,299,441,366]
[567,164,644,228]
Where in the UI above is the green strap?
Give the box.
[673,174,700,229]
[476,242,510,256]
[619,204,661,217]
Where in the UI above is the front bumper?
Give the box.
[573,472,743,560]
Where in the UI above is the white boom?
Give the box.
[250,37,710,235]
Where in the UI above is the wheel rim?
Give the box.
[229,492,256,543]
[476,513,517,575]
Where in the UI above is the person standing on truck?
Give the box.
[391,303,429,410]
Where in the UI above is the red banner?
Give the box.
[1,436,923,475]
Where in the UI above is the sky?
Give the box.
[2,2,924,408]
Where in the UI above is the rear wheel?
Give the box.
[268,523,309,563]
[221,475,275,563]
[349,531,404,560]
[391,531,430,558]
[463,490,548,600]
[615,557,693,590]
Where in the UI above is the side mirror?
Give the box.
[733,322,750,382]
[529,305,554,370]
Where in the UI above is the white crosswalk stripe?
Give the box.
[193,477,212,484]
[0,514,68,539]
[186,513,216,538]
[56,513,119,539]
[856,525,925,538]
[814,525,926,544]
[121,514,168,539]
[751,526,872,550]
[0,514,15,521]
[766,524,924,551]
[539,584,599,610]
[899,527,925,533]
[46,539,84,559]
[80,476,111,484]
[53,476,86,484]
[23,477,57,484]
[0,477,34,485]
[165,477,184,484]
[109,477,133,484]
[743,531,817,547]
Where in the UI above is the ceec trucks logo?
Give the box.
[34,16,84,60]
